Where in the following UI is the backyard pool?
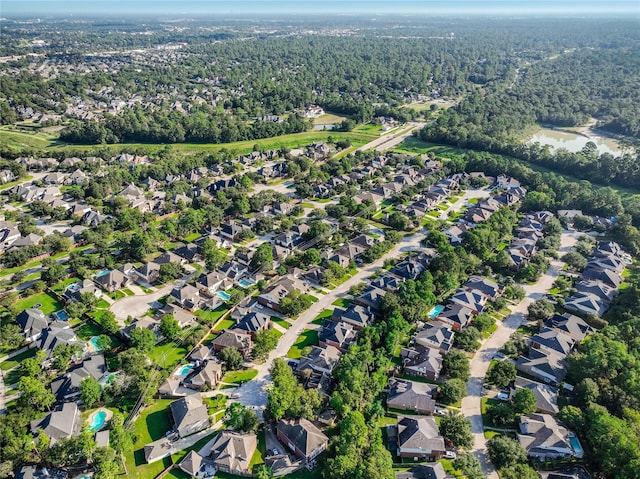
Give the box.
[89,336,103,351]
[428,305,445,318]
[53,310,69,321]
[238,278,254,288]
[568,434,584,457]
[94,269,110,278]
[88,411,107,432]
[217,291,231,301]
[175,363,194,377]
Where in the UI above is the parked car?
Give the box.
[444,451,457,459]
[434,408,448,416]
[497,392,509,401]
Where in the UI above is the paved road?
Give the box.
[438,188,491,220]
[460,229,581,478]
[109,283,174,324]
[357,122,425,152]
[228,230,428,418]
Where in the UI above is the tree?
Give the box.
[98,311,119,334]
[18,376,55,411]
[439,413,473,449]
[158,262,183,283]
[500,464,539,479]
[488,402,515,427]
[442,350,470,381]
[225,402,258,432]
[0,323,23,350]
[93,447,120,479]
[256,465,273,479]
[487,435,527,469]
[41,260,66,285]
[80,377,102,407]
[53,343,82,371]
[439,379,467,405]
[387,211,410,231]
[562,251,588,271]
[250,242,274,272]
[219,346,243,371]
[487,360,516,388]
[527,299,554,322]
[511,388,537,415]
[453,453,484,479]
[454,326,482,352]
[130,327,156,351]
[252,328,280,361]
[159,314,180,340]
[109,413,133,455]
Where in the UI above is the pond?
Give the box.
[528,127,625,156]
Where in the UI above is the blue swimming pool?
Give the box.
[54,310,69,321]
[175,363,194,377]
[89,336,103,351]
[94,269,110,278]
[238,278,254,288]
[428,305,445,318]
[569,434,584,457]
[89,411,107,432]
[217,291,231,301]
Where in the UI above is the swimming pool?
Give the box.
[89,336,103,351]
[568,434,584,457]
[53,310,69,321]
[175,363,194,377]
[217,291,231,301]
[238,278,254,288]
[88,411,107,432]
[428,305,445,318]
[94,269,110,278]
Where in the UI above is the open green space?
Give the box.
[76,320,105,340]
[286,329,319,358]
[0,348,36,370]
[270,316,292,329]
[312,309,333,325]
[148,342,189,370]
[15,292,63,315]
[222,368,258,384]
[331,298,351,308]
[51,277,80,294]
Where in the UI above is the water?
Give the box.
[54,310,69,321]
[428,305,445,318]
[88,411,107,432]
[313,124,336,131]
[94,269,110,278]
[175,363,194,377]
[528,128,625,156]
[89,336,103,351]
[569,435,584,457]
[238,279,254,288]
[217,291,231,301]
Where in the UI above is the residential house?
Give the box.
[178,450,216,479]
[12,233,43,248]
[402,346,443,381]
[397,416,445,461]
[318,320,357,353]
[530,328,576,357]
[276,418,329,463]
[136,261,161,284]
[94,269,130,293]
[0,169,16,184]
[370,274,402,292]
[510,377,559,415]
[332,304,375,330]
[170,284,201,311]
[462,276,502,301]
[564,292,608,317]
[395,464,450,479]
[196,271,230,296]
[387,378,438,415]
[170,395,210,438]
[174,243,201,262]
[518,414,583,460]
[30,402,80,445]
[352,285,386,312]
[257,275,309,313]
[36,322,84,359]
[219,222,246,242]
[297,345,342,375]
[159,304,197,328]
[190,345,212,363]
[448,289,488,314]
[233,311,271,336]
[219,261,249,281]
[546,313,593,343]
[155,251,185,265]
[516,348,568,386]
[574,279,617,303]
[184,361,223,391]
[50,354,108,402]
[82,210,104,226]
[580,266,623,289]
[211,330,252,358]
[414,322,454,353]
[435,304,474,331]
[122,316,161,341]
[16,308,49,341]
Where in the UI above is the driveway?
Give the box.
[109,282,174,324]
[460,229,581,477]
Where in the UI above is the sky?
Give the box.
[2,0,639,17]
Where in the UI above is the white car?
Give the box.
[497,392,510,401]
[444,451,457,459]
[434,408,448,416]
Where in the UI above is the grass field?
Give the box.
[270,316,292,329]
[286,329,319,358]
[148,342,189,369]
[331,298,351,308]
[0,348,36,370]
[76,320,105,340]
[312,309,333,325]
[222,368,258,384]
[15,292,64,315]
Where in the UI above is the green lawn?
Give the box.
[249,429,267,468]
[125,398,174,479]
[312,309,334,325]
[109,290,126,300]
[331,298,351,308]
[15,292,63,315]
[0,348,36,370]
[270,316,292,329]
[122,288,135,296]
[95,298,110,309]
[481,397,504,429]
[286,329,319,358]
[148,342,188,370]
[214,318,235,331]
[195,304,230,325]
[51,277,80,294]
[76,321,105,340]
[184,232,201,242]
[222,368,258,384]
